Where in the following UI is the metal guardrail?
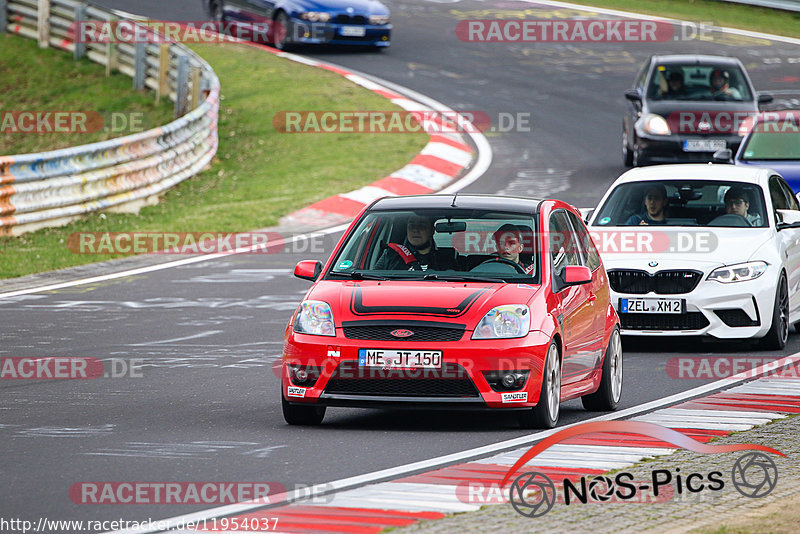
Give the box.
[0,0,220,235]
[719,0,800,12]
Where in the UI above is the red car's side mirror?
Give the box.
[564,265,592,286]
[294,260,322,281]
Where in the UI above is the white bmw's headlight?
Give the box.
[294,301,335,336]
[300,11,331,22]
[642,113,671,136]
[707,261,767,283]
[472,305,531,339]
[369,15,390,25]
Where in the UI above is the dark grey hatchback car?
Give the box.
[622,54,773,167]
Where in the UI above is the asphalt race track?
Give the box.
[3,0,800,531]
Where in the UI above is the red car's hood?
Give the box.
[307,280,542,329]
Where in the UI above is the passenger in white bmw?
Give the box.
[590,165,800,350]
[721,186,762,226]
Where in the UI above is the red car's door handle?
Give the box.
[588,292,597,303]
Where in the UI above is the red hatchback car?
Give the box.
[282,195,622,428]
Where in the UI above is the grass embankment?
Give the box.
[0,37,428,278]
[0,34,174,153]
[570,0,800,38]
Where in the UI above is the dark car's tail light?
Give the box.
[483,370,529,391]
[289,365,321,387]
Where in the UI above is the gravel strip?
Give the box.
[397,414,799,534]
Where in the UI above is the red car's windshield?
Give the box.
[328,209,540,282]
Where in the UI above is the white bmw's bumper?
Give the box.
[613,268,778,339]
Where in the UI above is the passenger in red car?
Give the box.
[374,215,456,271]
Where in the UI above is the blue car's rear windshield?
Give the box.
[741,120,800,161]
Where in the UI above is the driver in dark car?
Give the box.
[709,69,742,99]
[375,215,456,271]
[485,224,535,274]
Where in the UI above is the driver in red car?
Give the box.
[486,224,535,274]
[375,215,456,271]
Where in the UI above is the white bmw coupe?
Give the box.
[587,165,800,349]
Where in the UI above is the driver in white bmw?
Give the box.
[625,184,669,225]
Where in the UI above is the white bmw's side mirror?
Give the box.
[579,207,595,223]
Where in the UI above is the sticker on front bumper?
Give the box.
[287,386,306,398]
[502,392,528,402]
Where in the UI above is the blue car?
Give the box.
[203,0,391,49]
[735,112,800,192]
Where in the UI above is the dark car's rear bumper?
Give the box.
[637,133,743,165]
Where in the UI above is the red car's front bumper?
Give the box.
[281,330,554,410]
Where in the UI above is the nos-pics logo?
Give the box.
[502,421,782,518]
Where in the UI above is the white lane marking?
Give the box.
[420,142,474,167]
[314,483,480,513]
[128,330,223,347]
[344,73,386,92]
[474,453,635,470]
[1,73,489,301]
[529,0,800,45]
[390,164,454,189]
[389,98,434,112]
[0,225,349,300]
[629,416,757,431]
[656,408,786,420]
[477,445,664,464]
[364,75,492,195]
[106,351,800,534]
[543,443,676,457]
[338,186,397,204]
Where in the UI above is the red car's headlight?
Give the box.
[293,301,335,336]
[472,305,531,339]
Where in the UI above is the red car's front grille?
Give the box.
[342,321,465,341]
[324,362,480,397]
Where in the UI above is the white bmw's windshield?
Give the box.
[592,180,768,228]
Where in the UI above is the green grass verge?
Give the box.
[0,34,174,153]
[571,0,800,39]
[0,38,428,279]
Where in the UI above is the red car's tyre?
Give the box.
[282,394,325,425]
[519,341,561,429]
[582,328,623,411]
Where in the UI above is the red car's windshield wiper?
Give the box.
[421,273,506,283]
[329,271,389,281]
